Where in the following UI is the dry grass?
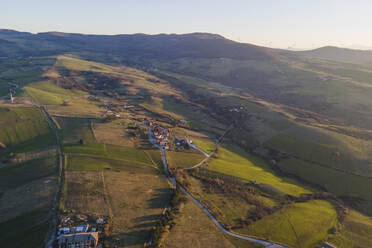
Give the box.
[164,198,262,248]
[0,176,57,222]
[46,96,105,118]
[63,171,110,216]
[93,119,135,147]
[104,170,171,248]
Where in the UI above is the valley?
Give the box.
[0,30,372,248]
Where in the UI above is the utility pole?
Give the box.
[9,89,14,104]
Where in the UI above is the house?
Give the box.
[76,224,89,233]
[58,227,70,235]
[321,242,337,248]
[96,218,105,224]
[57,232,99,248]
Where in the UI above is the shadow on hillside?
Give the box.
[146,188,172,209]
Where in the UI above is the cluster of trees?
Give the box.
[148,187,187,248]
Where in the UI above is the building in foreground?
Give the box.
[57,232,99,248]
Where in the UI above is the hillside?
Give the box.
[298,46,372,65]
[0,30,372,247]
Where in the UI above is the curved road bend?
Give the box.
[184,124,234,170]
[146,126,287,248]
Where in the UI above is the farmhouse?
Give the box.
[57,232,99,248]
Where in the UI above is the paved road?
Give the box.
[41,107,63,248]
[146,125,287,248]
[187,140,210,157]
[183,124,233,170]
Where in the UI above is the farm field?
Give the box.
[207,144,313,196]
[0,209,50,248]
[93,119,135,147]
[104,169,171,248]
[0,175,57,222]
[264,132,372,177]
[0,155,57,247]
[327,209,372,248]
[0,155,57,189]
[24,80,86,105]
[277,158,372,215]
[0,106,55,153]
[55,116,96,144]
[63,143,154,168]
[62,171,110,216]
[166,150,205,168]
[239,200,337,248]
[189,137,216,154]
[184,175,277,229]
[163,198,263,248]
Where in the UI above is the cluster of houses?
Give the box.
[229,106,245,113]
[174,138,189,149]
[99,102,121,118]
[151,124,170,149]
[55,217,106,248]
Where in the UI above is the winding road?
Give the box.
[146,126,287,248]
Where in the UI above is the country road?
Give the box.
[183,124,233,170]
[40,106,63,248]
[146,125,287,248]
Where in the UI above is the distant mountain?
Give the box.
[298,46,372,65]
[0,29,275,61]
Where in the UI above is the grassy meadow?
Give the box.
[240,200,337,248]
[166,150,205,168]
[56,116,96,144]
[0,156,56,189]
[0,107,55,153]
[278,158,372,201]
[63,143,155,168]
[24,80,86,105]
[0,209,50,248]
[208,144,312,196]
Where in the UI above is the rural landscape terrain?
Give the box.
[0,29,372,248]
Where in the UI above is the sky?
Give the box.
[2,0,372,50]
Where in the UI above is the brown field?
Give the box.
[0,176,57,222]
[62,171,110,216]
[104,169,172,248]
[164,198,262,248]
[93,119,135,147]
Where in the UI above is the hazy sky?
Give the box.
[2,0,372,50]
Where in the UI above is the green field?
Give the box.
[208,144,312,196]
[0,107,55,152]
[0,209,49,248]
[63,143,154,167]
[164,197,263,248]
[327,209,372,248]
[54,55,114,73]
[56,117,96,143]
[264,133,372,176]
[25,80,86,105]
[166,150,205,168]
[0,156,56,189]
[278,158,372,201]
[66,154,160,172]
[240,200,337,248]
[190,137,216,154]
